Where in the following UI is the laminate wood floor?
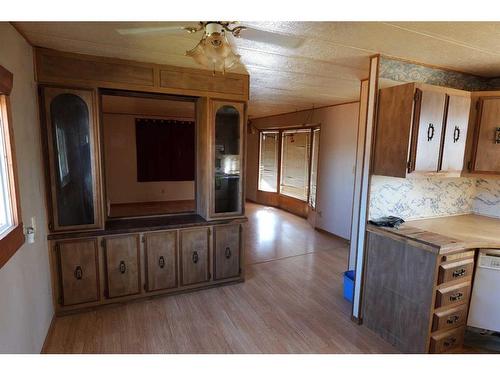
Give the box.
[42,203,398,354]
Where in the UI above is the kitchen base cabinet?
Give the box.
[104,235,141,298]
[144,231,177,292]
[214,224,241,280]
[180,228,210,286]
[363,229,475,353]
[57,239,100,306]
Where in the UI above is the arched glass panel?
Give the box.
[50,93,94,226]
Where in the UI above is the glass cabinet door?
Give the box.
[43,87,101,231]
[212,102,244,216]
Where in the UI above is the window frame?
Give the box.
[257,130,280,193]
[0,64,24,269]
[257,125,320,204]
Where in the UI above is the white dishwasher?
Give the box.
[467,249,500,332]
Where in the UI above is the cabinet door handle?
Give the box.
[452,268,466,278]
[74,265,83,280]
[427,123,435,141]
[449,292,463,302]
[192,251,199,264]
[158,256,165,269]
[447,315,460,325]
[443,337,457,347]
[119,261,126,274]
[453,126,460,143]
[225,247,232,259]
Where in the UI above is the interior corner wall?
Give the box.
[0,23,53,353]
[248,102,360,240]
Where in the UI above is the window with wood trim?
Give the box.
[258,131,279,192]
[257,126,320,204]
[0,64,24,269]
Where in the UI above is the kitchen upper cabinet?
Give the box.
[440,95,471,172]
[412,89,447,172]
[41,86,102,231]
[470,97,500,174]
[373,83,471,178]
[211,100,245,217]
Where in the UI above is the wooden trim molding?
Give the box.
[0,64,14,95]
[0,66,25,269]
[0,225,24,269]
[33,47,249,101]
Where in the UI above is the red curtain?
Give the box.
[135,118,195,182]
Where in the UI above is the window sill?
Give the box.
[0,223,25,269]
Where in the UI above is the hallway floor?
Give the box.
[42,203,397,353]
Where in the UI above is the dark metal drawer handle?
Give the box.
[453,126,460,143]
[225,247,232,259]
[119,261,126,274]
[450,292,463,302]
[427,123,435,141]
[74,265,83,280]
[452,268,467,278]
[443,337,457,347]
[447,315,460,325]
[158,256,165,269]
[192,251,199,264]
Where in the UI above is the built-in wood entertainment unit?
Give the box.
[35,47,249,314]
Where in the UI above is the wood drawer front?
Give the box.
[438,258,474,284]
[430,326,465,353]
[57,239,99,306]
[435,282,471,309]
[105,235,141,298]
[180,228,210,286]
[432,304,468,332]
[145,231,177,292]
[214,224,241,280]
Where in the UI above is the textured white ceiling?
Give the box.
[12,21,500,118]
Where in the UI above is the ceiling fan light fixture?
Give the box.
[185,23,241,75]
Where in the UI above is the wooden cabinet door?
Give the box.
[214,224,241,280]
[411,89,446,172]
[104,235,141,298]
[440,95,471,172]
[145,231,177,292]
[180,228,210,286]
[57,239,100,306]
[472,97,500,173]
[42,87,102,232]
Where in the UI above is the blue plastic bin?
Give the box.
[343,270,355,303]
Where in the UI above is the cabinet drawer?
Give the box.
[432,304,468,332]
[214,224,241,280]
[435,282,471,309]
[430,326,465,353]
[104,235,141,298]
[145,231,177,292]
[180,228,210,286]
[57,239,100,306]
[438,258,474,284]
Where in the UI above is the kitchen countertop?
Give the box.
[367,214,500,254]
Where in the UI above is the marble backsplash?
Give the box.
[370,175,500,221]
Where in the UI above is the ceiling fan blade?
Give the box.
[116,26,196,35]
[237,27,303,49]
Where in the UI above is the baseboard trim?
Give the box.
[40,314,56,354]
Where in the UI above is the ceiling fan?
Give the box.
[116,21,303,74]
